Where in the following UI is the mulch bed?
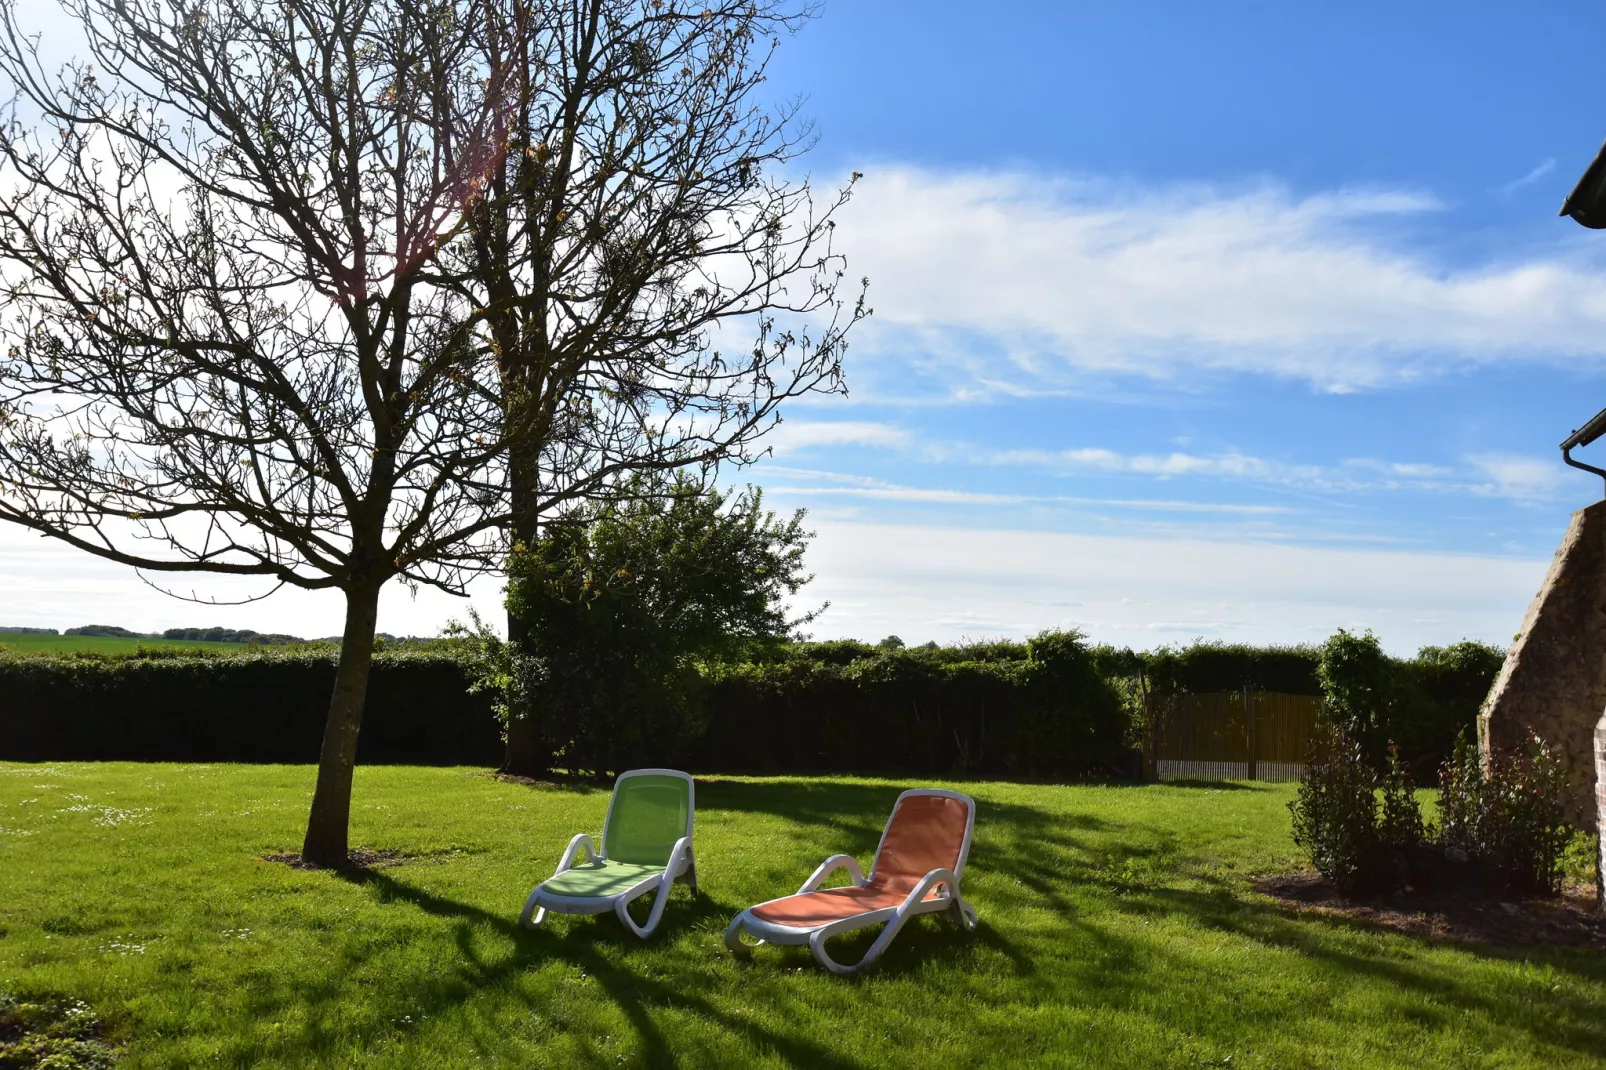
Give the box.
[1254,871,1606,950]
[261,849,409,871]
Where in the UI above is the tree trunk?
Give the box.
[301,580,382,865]
[501,448,553,777]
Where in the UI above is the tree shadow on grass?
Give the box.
[276,780,1606,1067]
[330,868,884,1070]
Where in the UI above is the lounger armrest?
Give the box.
[900,867,962,909]
[665,835,693,878]
[799,853,866,894]
[556,833,599,874]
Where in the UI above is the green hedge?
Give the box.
[0,647,499,765]
[0,634,1501,779]
[688,632,1130,777]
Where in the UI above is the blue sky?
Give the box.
[717,0,1606,651]
[4,1,1605,650]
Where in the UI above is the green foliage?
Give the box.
[875,634,905,650]
[1390,640,1507,777]
[1289,721,1379,894]
[0,647,497,764]
[502,480,816,775]
[1142,641,1324,696]
[1316,629,1393,760]
[697,629,1128,778]
[1291,721,1573,899]
[1376,745,1426,853]
[1437,732,1574,896]
[0,993,117,1069]
[1435,733,1484,857]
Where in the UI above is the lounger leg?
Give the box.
[615,877,673,939]
[518,890,546,930]
[723,911,764,956]
[950,897,978,931]
[804,911,912,976]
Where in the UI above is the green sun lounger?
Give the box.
[517,768,697,938]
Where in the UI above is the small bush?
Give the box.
[1289,722,1379,894]
[1291,722,1575,900]
[1436,732,1573,896]
[1377,744,1426,851]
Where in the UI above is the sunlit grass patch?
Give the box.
[0,763,1602,1068]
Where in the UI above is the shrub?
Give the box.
[1436,731,1573,896]
[1316,629,1394,764]
[1291,723,1574,900]
[1376,745,1426,851]
[1289,721,1379,894]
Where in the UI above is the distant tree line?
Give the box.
[59,625,308,645]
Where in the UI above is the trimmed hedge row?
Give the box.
[0,648,499,765]
[0,635,1500,778]
[688,633,1130,778]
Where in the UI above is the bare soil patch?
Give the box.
[1254,870,1606,950]
[261,848,409,871]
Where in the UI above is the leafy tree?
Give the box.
[481,478,816,774]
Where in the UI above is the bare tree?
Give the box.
[0,0,519,862]
[442,0,864,774]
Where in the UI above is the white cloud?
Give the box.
[1467,453,1572,501]
[797,519,1545,652]
[1495,158,1557,196]
[825,433,1575,503]
[838,167,1606,392]
[764,420,912,454]
[764,477,1291,513]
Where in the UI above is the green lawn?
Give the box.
[0,634,243,654]
[1,764,1601,1068]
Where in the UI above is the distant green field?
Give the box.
[0,633,244,654]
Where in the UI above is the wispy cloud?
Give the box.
[971,443,1575,501]
[797,519,1545,651]
[1494,158,1556,196]
[1466,453,1571,500]
[762,471,1291,513]
[764,420,912,454]
[763,425,1576,504]
[837,167,1606,394]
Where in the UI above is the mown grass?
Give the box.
[0,634,243,654]
[0,763,1602,1068]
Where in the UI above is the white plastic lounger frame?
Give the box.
[518,768,696,939]
[723,788,978,975]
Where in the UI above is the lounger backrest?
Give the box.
[869,790,974,892]
[603,769,694,867]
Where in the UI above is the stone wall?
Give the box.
[1478,500,1606,832]
[1596,712,1606,906]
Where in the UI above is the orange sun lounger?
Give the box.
[723,788,978,974]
